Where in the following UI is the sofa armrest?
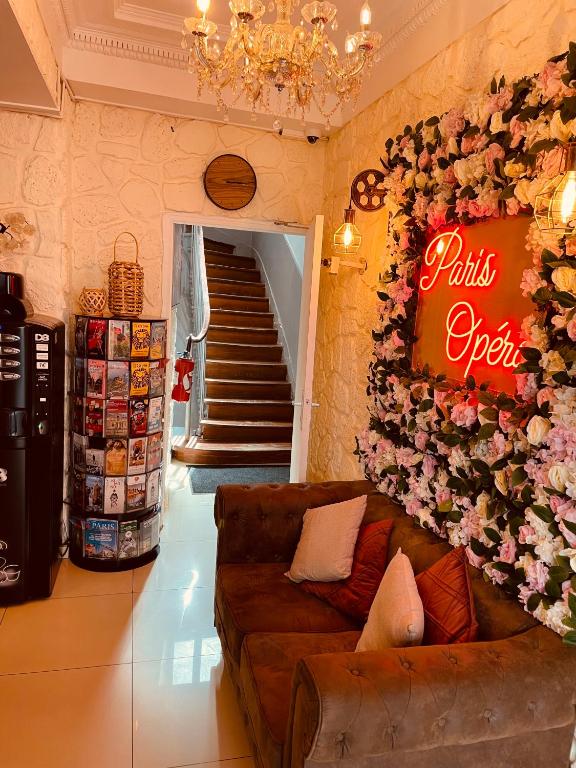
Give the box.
[286,626,576,768]
[214,480,375,565]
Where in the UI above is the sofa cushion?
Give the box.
[286,495,367,583]
[299,518,395,621]
[239,631,361,768]
[416,547,479,645]
[216,563,359,667]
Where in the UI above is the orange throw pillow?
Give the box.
[416,547,479,645]
[299,519,395,622]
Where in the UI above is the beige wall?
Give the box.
[308,0,576,482]
[0,101,325,322]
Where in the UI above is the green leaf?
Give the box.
[545,578,563,599]
[511,466,528,485]
[438,499,453,514]
[472,459,491,475]
[491,457,509,471]
[480,407,499,422]
[569,592,576,616]
[511,451,528,465]
[483,527,502,545]
[527,592,544,612]
[531,505,554,524]
[478,423,498,440]
[425,115,440,126]
[527,138,558,155]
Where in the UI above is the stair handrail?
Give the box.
[182,225,210,440]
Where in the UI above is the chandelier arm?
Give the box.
[321,49,369,81]
[193,38,234,75]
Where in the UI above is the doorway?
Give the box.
[162,214,323,491]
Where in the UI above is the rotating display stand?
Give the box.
[69,314,168,572]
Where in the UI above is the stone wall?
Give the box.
[308,0,576,482]
[0,101,71,320]
[69,103,326,317]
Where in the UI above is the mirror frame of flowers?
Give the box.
[356,43,576,642]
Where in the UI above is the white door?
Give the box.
[290,215,324,482]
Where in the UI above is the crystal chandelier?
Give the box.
[182,0,382,122]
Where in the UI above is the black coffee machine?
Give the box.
[0,272,65,603]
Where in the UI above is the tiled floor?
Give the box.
[0,467,254,768]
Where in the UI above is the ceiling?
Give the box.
[19,0,512,134]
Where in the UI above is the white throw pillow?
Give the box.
[285,495,367,583]
[356,548,424,652]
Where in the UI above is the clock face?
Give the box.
[203,154,257,211]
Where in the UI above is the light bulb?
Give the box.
[197,0,211,15]
[343,223,354,248]
[560,172,576,225]
[360,2,371,28]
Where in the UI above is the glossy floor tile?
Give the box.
[133,655,252,768]
[52,558,133,598]
[132,586,220,662]
[133,540,217,592]
[162,502,217,542]
[0,663,132,768]
[0,593,133,674]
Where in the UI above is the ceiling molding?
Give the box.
[113,1,183,33]
[378,0,451,59]
[70,27,187,68]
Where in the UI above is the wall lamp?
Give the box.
[323,168,386,275]
[535,142,576,236]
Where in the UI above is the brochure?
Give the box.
[85,441,105,476]
[146,432,163,470]
[119,520,139,560]
[105,439,128,476]
[105,400,129,438]
[86,318,107,359]
[139,512,160,555]
[130,398,149,437]
[85,475,104,514]
[131,322,151,359]
[108,319,131,360]
[130,362,150,397]
[84,519,118,559]
[86,359,106,399]
[104,476,126,515]
[149,361,165,397]
[146,468,161,508]
[107,361,130,399]
[150,322,166,360]
[147,397,163,434]
[128,437,147,476]
[75,316,88,357]
[127,474,146,511]
[85,398,104,437]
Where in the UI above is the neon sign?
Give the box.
[412,218,534,393]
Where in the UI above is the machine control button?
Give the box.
[36,343,49,352]
[0,346,19,355]
[0,372,21,381]
[36,362,49,370]
[35,333,49,342]
[0,359,20,368]
[0,333,19,342]
[36,353,49,361]
[37,420,49,436]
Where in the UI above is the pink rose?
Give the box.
[426,200,449,230]
[520,268,547,297]
[418,149,431,170]
[509,116,525,149]
[497,538,517,564]
[526,560,549,593]
[468,188,500,219]
[515,372,538,401]
[466,547,485,569]
[414,431,428,451]
[440,108,465,139]
[537,60,572,101]
[518,584,535,606]
[451,402,478,428]
[518,525,536,544]
[443,166,457,185]
[567,318,576,341]
[506,197,521,216]
[391,330,404,348]
[566,238,576,257]
[435,488,451,505]
[422,455,437,478]
[405,499,423,517]
[498,410,514,434]
[486,86,513,115]
[399,231,410,250]
[485,142,505,175]
[461,133,488,155]
[541,145,563,179]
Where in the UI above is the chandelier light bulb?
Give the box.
[360,1,372,28]
[197,0,211,15]
[345,33,356,54]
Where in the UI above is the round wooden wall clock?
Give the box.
[203,154,257,211]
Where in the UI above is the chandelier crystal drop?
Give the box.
[182,0,382,121]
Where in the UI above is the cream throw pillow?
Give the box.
[356,548,424,652]
[286,495,367,583]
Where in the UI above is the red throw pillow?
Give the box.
[299,519,395,622]
[416,547,479,645]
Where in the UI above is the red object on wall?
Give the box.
[412,217,534,393]
[172,357,195,402]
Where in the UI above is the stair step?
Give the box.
[208,325,278,345]
[201,419,293,443]
[209,293,270,312]
[203,238,235,254]
[173,439,292,467]
[204,251,256,269]
[206,359,288,381]
[208,279,266,297]
[205,398,294,421]
[207,342,283,362]
[206,378,291,400]
[210,309,274,329]
[207,264,261,283]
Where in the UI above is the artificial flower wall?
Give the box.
[357,43,576,641]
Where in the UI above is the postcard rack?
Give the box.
[68,314,168,571]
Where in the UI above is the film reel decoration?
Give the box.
[350,169,386,212]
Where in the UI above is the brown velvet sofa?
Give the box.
[214,480,576,768]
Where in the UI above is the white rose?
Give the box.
[549,110,573,143]
[549,464,571,492]
[514,178,532,206]
[526,415,551,446]
[494,470,508,495]
[403,169,416,188]
[476,492,490,520]
[504,161,526,178]
[446,136,459,157]
[490,111,505,134]
[552,266,576,294]
[560,547,576,573]
[415,171,428,190]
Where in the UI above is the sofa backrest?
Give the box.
[364,491,538,641]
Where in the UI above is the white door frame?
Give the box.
[161,211,319,480]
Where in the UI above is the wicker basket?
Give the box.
[108,232,144,318]
[79,288,107,317]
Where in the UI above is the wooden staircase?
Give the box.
[172,237,294,467]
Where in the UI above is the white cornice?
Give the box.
[70,27,188,68]
[378,0,451,59]
[113,0,183,33]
